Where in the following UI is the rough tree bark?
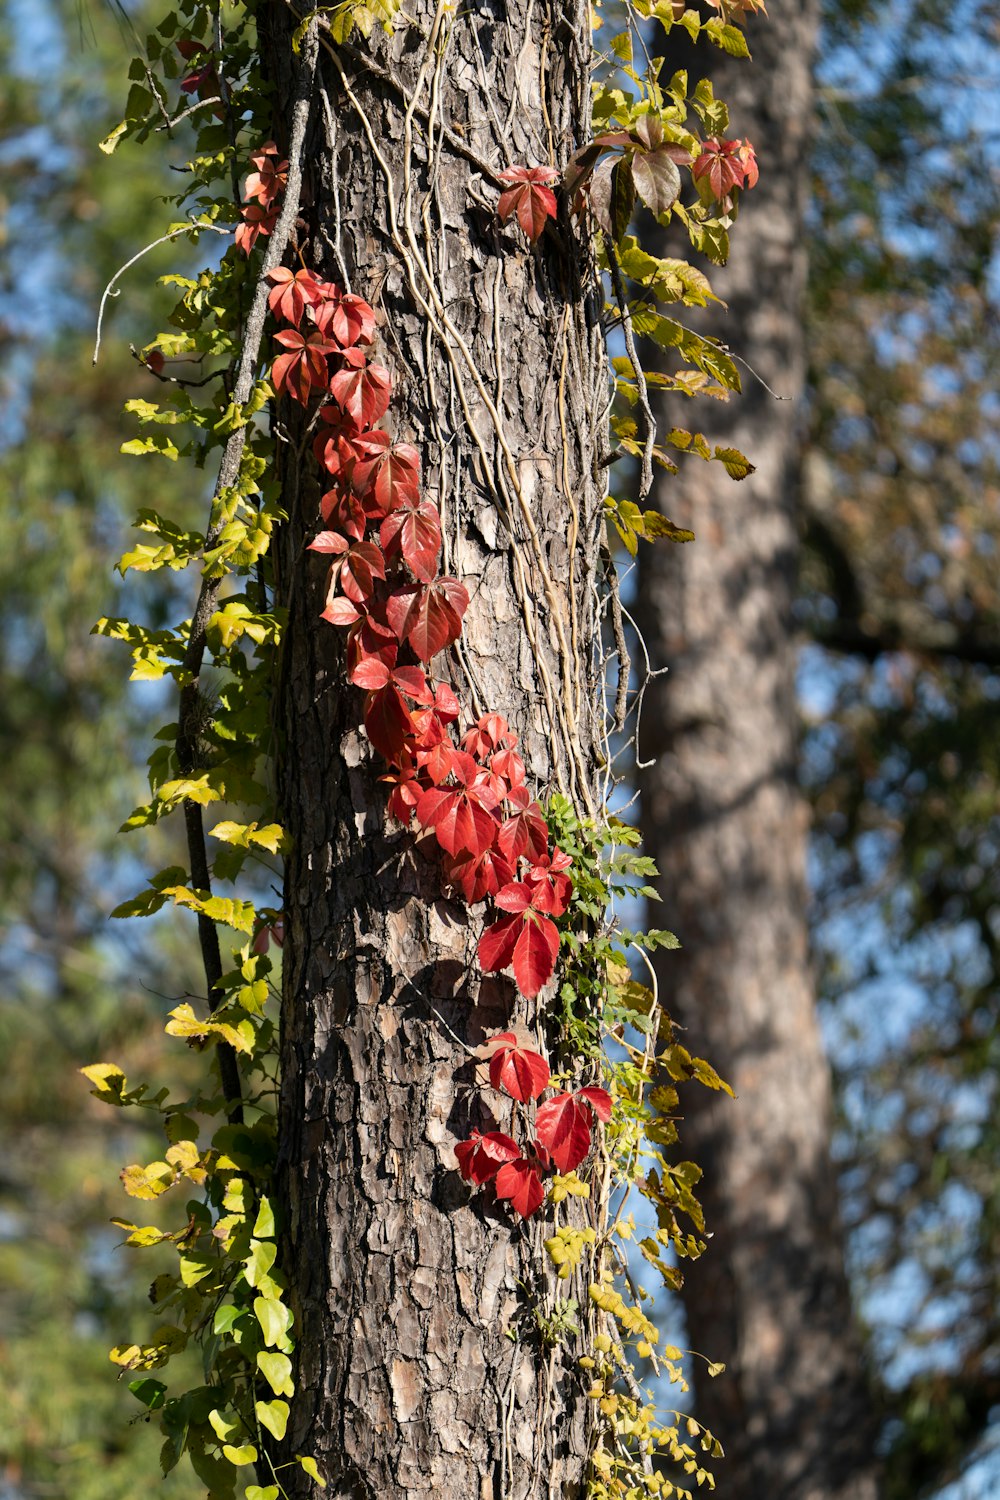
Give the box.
[636,6,881,1499]
[265,3,607,1495]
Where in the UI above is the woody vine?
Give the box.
[85,0,761,1496]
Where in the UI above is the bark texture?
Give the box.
[267,3,606,1495]
[636,7,881,1499]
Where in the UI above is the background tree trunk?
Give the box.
[636,7,881,1498]
[266,3,607,1494]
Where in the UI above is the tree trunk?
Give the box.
[636,7,881,1498]
[266,3,606,1494]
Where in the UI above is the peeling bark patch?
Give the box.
[390,1357,422,1422]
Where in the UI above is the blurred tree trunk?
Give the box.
[265,2,607,1494]
[636,7,881,1497]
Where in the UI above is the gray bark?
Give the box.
[266,2,607,1494]
[636,7,881,1498]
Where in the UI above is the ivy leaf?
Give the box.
[497,165,560,244]
[454,1128,521,1184]
[494,1158,546,1218]
[535,1092,596,1172]
[631,148,683,218]
[487,1032,551,1102]
[255,1399,290,1441]
[379,496,442,582]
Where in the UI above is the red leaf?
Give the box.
[495,794,549,863]
[328,360,392,428]
[380,497,442,583]
[535,1092,594,1173]
[477,911,521,974]
[350,656,392,691]
[494,1159,545,1218]
[352,438,421,513]
[497,166,560,244]
[577,1086,613,1124]
[407,576,470,660]
[446,843,515,904]
[511,912,560,999]
[488,1037,550,1102]
[363,683,415,761]
[266,266,321,325]
[455,1128,521,1185]
[462,713,515,758]
[311,287,377,348]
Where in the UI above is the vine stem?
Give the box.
[605,239,656,503]
[92,223,230,367]
[173,20,320,1123]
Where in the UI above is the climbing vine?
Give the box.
[84,0,762,1495]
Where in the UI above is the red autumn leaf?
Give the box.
[736,137,759,188]
[321,594,362,628]
[497,165,560,244]
[446,842,515,904]
[328,356,393,428]
[311,287,377,348]
[244,142,288,206]
[495,789,549,864]
[385,577,469,660]
[534,1092,595,1173]
[312,533,386,605]
[416,752,499,857]
[345,606,399,671]
[523,847,573,917]
[266,266,322,325]
[381,754,424,824]
[692,137,746,200]
[380,497,442,583]
[352,437,421,513]
[313,406,367,473]
[494,1158,545,1218]
[235,203,278,256]
[462,713,516,758]
[363,682,415,762]
[487,1033,551,1102]
[272,328,338,404]
[454,1128,521,1185]
[577,1086,613,1123]
[177,40,218,102]
[320,486,367,541]
[478,893,560,999]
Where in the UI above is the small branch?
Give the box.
[129,345,225,388]
[173,21,321,1124]
[601,543,630,732]
[726,347,791,401]
[606,240,656,502]
[93,223,230,366]
[154,96,224,132]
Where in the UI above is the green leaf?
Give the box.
[208,1408,241,1443]
[255,1399,289,1441]
[128,1378,167,1410]
[257,1350,294,1396]
[253,1197,276,1238]
[713,445,755,480]
[254,1294,293,1347]
[297,1456,327,1487]
[221,1443,258,1466]
[245,1489,280,1500]
[244,1238,278,1287]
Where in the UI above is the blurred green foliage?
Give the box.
[0,0,207,1493]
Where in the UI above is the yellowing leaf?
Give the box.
[255,1398,289,1441]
